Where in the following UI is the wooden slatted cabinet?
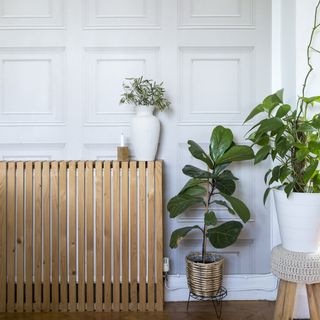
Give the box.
[0,161,163,313]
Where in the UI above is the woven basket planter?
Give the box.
[186,252,224,297]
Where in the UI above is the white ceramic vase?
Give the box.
[274,190,320,252]
[131,105,160,161]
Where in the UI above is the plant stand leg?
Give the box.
[212,299,223,320]
[307,284,320,320]
[274,280,297,320]
[186,292,191,311]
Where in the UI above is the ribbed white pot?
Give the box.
[274,190,320,252]
[131,105,160,161]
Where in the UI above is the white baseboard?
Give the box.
[164,273,278,301]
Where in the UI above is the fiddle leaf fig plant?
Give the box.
[120,76,170,111]
[167,126,254,262]
[245,0,320,202]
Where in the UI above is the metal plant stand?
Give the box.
[186,287,227,319]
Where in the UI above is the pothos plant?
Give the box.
[167,126,254,262]
[245,0,320,202]
[120,76,170,111]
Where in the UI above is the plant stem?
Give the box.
[201,180,211,263]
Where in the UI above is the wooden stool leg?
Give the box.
[307,284,320,320]
[274,280,297,320]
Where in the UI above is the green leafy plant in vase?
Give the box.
[244,0,320,253]
[167,126,254,297]
[119,77,170,160]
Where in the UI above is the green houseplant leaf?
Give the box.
[220,193,250,223]
[182,165,214,179]
[204,211,217,226]
[167,194,205,218]
[209,126,233,162]
[207,221,243,249]
[169,226,202,248]
[187,140,214,169]
[216,145,254,164]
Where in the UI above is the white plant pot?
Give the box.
[131,105,160,161]
[274,190,320,252]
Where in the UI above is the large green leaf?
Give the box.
[167,194,205,218]
[209,126,233,161]
[204,211,217,226]
[244,104,264,123]
[301,96,320,104]
[215,178,236,195]
[213,200,236,215]
[216,145,254,164]
[309,141,320,155]
[220,193,250,223]
[207,221,243,249]
[182,165,213,179]
[179,179,207,197]
[304,160,319,184]
[275,104,291,118]
[187,140,214,169]
[255,118,284,138]
[254,145,271,164]
[170,226,201,248]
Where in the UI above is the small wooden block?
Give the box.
[117,147,129,161]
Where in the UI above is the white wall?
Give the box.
[0,0,275,300]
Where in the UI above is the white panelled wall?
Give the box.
[0,0,276,301]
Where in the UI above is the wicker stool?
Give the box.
[271,245,320,319]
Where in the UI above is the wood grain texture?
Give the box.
[129,161,138,311]
[95,161,103,312]
[155,161,164,311]
[42,162,50,311]
[307,284,320,320]
[86,161,94,311]
[121,162,129,311]
[147,162,155,311]
[139,161,146,311]
[113,161,121,312]
[68,162,77,312]
[274,280,296,320]
[59,162,67,311]
[103,161,112,312]
[0,301,275,319]
[0,162,6,312]
[51,162,59,312]
[77,162,85,312]
[34,162,42,312]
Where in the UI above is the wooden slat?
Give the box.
[139,161,146,311]
[103,161,112,312]
[59,162,67,311]
[122,162,129,311]
[16,162,24,312]
[77,161,85,311]
[51,162,59,311]
[129,161,138,311]
[282,281,296,319]
[95,161,103,312]
[147,161,155,311]
[86,161,94,311]
[42,162,50,311]
[0,162,7,312]
[113,161,120,311]
[155,161,163,311]
[69,161,77,311]
[7,163,15,312]
[34,162,42,312]
[25,162,33,312]
[307,284,320,320]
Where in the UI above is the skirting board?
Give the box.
[165,274,278,301]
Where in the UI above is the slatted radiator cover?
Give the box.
[0,160,163,312]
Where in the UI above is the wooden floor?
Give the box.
[0,301,275,320]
